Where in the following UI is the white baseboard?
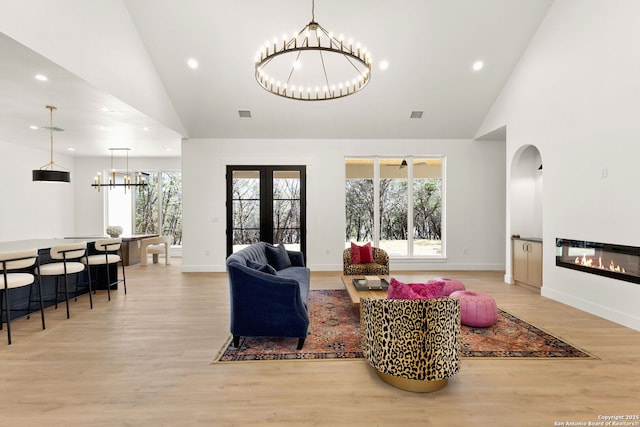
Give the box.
[542,287,640,332]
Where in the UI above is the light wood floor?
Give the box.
[1,260,639,427]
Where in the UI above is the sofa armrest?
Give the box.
[227,264,309,337]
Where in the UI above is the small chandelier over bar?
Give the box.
[254,0,372,101]
[32,105,71,183]
[91,148,147,193]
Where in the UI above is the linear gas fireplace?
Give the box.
[556,238,640,284]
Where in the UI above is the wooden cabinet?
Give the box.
[512,238,542,288]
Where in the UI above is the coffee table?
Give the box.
[341,275,389,308]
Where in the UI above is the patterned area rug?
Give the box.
[213,289,594,363]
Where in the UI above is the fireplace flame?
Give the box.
[574,254,625,273]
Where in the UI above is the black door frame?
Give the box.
[226,165,306,258]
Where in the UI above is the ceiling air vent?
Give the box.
[238,110,252,119]
[42,126,65,132]
[410,111,423,119]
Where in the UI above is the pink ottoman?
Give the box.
[428,278,466,296]
[449,290,497,327]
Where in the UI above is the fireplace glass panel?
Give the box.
[556,238,640,284]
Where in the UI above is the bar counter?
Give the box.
[64,234,159,266]
[0,238,88,252]
[1,238,120,322]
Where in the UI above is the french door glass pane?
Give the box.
[412,158,442,256]
[232,170,261,251]
[273,170,301,251]
[344,158,374,246]
[379,158,408,256]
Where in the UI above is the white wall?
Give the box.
[0,140,75,240]
[182,138,506,272]
[477,0,640,330]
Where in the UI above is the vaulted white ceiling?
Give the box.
[0,0,552,157]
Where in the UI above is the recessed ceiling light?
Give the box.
[67,147,75,152]
[166,148,173,152]
[379,60,389,71]
[30,125,39,130]
[187,58,199,69]
[34,74,48,81]
[143,127,149,131]
[472,61,484,71]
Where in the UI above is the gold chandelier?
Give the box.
[254,0,372,101]
[91,148,147,193]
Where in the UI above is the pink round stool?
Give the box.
[449,290,498,327]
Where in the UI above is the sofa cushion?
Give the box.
[246,259,277,275]
[275,266,311,304]
[351,242,374,264]
[387,278,445,300]
[265,243,292,271]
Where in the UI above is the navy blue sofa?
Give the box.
[225,242,310,350]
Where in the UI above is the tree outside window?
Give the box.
[345,157,443,257]
[135,171,182,246]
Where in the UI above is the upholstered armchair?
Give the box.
[343,247,389,275]
[360,297,461,392]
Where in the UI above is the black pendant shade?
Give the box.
[32,169,71,182]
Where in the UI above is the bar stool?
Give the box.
[36,242,91,319]
[1,248,46,344]
[81,238,126,301]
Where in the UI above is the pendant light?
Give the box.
[32,105,71,183]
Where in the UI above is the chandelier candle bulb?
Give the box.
[254,0,371,101]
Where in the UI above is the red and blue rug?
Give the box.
[213,289,594,362]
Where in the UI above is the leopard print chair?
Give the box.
[342,247,389,276]
[360,297,461,392]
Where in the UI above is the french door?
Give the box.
[226,165,306,258]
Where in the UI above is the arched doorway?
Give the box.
[510,145,543,238]
[509,145,543,288]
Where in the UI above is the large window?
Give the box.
[105,169,182,248]
[345,157,444,257]
[135,171,182,246]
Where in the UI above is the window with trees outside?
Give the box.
[135,171,182,246]
[345,157,444,257]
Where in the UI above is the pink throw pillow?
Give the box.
[387,278,420,299]
[410,281,445,299]
[350,242,361,264]
[350,242,374,264]
[387,278,445,300]
[427,277,466,296]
